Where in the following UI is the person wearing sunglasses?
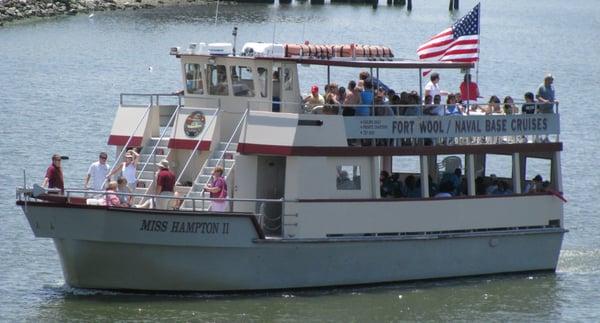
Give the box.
[84,152,110,192]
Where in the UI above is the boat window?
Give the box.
[478,154,514,196]
[336,165,361,190]
[257,67,268,98]
[436,154,465,196]
[230,66,255,97]
[207,64,229,96]
[283,67,293,91]
[185,64,204,94]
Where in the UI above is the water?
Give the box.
[1,0,600,321]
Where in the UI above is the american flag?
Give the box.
[417,3,480,63]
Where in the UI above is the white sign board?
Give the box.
[344,114,560,139]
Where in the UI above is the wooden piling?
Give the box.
[407,0,411,11]
[454,0,459,10]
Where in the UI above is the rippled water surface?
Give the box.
[1,0,600,321]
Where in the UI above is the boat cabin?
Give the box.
[103,41,564,239]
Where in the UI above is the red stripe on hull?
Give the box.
[237,143,562,156]
[168,139,211,150]
[107,135,143,146]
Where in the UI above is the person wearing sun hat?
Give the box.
[155,159,176,210]
[303,84,324,111]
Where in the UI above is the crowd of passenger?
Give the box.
[379,170,552,199]
[42,150,228,211]
[304,71,557,117]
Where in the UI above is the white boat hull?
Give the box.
[22,203,564,292]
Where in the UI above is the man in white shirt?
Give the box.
[424,72,448,99]
[84,152,110,191]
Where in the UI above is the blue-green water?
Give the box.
[1,0,600,321]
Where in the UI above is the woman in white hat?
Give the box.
[107,149,139,191]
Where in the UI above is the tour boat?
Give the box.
[17,41,565,292]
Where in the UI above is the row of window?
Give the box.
[185,63,293,97]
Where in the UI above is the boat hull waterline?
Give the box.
[22,203,564,291]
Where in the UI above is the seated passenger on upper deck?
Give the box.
[304,85,325,111]
[521,92,537,114]
[323,83,340,115]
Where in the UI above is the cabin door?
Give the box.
[256,156,286,235]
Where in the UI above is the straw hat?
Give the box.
[156,159,169,169]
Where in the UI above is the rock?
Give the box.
[67,8,77,14]
[142,3,154,8]
[7,7,16,16]
[135,0,141,2]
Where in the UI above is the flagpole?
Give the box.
[475,2,481,85]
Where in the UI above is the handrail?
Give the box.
[59,188,288,204]
[103,100,153,188]
[175,107,222,185]
[215,105,249,169]
[136,103,182,181]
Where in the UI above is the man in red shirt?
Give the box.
[155,159,176,210]
[43,154,64,194]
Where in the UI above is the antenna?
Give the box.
[272,21,276,45]
[214,0,220,26]
[232,26,238,56]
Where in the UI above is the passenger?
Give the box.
[431,94,444,115]
[106,149,139,192]
[475,176,486,195]
[491,180,513,195]
[521,92,537,114]
[434,181,454,198]
[503,96,518,115]
[536,74,557,113]
[358,71,370,82]
[390,173,405,198]
[485,95,503,115]
[323,83,340,115]
[337,86,347,106]
[525,174,543,193]
[459,73,480,103]
[343,80,361,115]
[155,159,176,210]
[105,181,125,207]
[389,94,401,116]
[404,175,421,198]
[423,94,434,115]
[116,176,132,206]
[451,168,462,195]
[486,174,499,195]
[404,91,420,116]
[303,85,325,111]
[272,70,281,112]
[445,94,462,115]
[42,154,65,194]
[374,94,391,116]
[84,152,110,192]
[380,170,393,198]
[356,78,374,116]
[541,180,551,193]
[424,72,448,99]
[204,166,227,212]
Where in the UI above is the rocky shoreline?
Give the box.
[0,0,200,25]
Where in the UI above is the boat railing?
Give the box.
[136,102,182,182]
[16,187,290,236]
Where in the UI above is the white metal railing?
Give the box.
[136,103,182,182]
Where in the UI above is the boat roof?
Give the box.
[176,53,474,70]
